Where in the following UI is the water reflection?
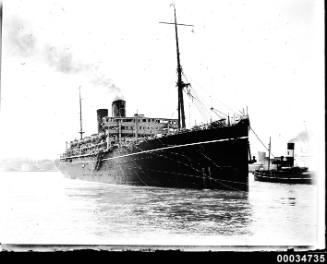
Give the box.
[64,183,254,237]
[1,172,317,245]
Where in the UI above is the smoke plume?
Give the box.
[6,16,122,95]
[288,130,309,143]
[91,75,122,94]
[7,17,37,57]
[44,45,88,74]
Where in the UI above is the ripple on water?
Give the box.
[0,172,318,246]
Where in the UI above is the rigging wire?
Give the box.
[182,71,241,116]
[183,66,275,159]
[209,107,228,119]
[182,80,211,122]
[132,143,247,192]
[182,80,213,120]
[249,127,275,158]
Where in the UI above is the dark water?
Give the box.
[0,172,320,247]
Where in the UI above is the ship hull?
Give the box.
[253,170,313,184]
[58,120,250,191]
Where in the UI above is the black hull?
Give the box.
[58,120,250,191]
[253,170,313,184]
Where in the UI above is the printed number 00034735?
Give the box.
[277,254,325,263]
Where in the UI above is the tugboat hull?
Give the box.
[253,170,313,184]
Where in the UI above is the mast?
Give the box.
[267,137,271,171]
[78,86,84,140]
[173,6,186,129]
[159,5,193,130]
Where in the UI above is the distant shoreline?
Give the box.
[0,168,58,173]
[0,158,58,173]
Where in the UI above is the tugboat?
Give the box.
[253,141,313,184]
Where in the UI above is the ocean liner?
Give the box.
[58,6,256,191]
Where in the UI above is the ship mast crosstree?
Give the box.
[160,5,193,130]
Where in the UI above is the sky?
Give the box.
[0,0,325,171]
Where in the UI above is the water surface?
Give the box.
[0,172,319,247]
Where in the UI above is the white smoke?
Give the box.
[288,130,309,143]
[6,16,123,95]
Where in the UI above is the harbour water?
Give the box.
[0,171,321,249]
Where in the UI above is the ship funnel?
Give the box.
[287,143,295,157]
[287,142,295,167]
[112,99,126,118]
[97,109,108,133]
